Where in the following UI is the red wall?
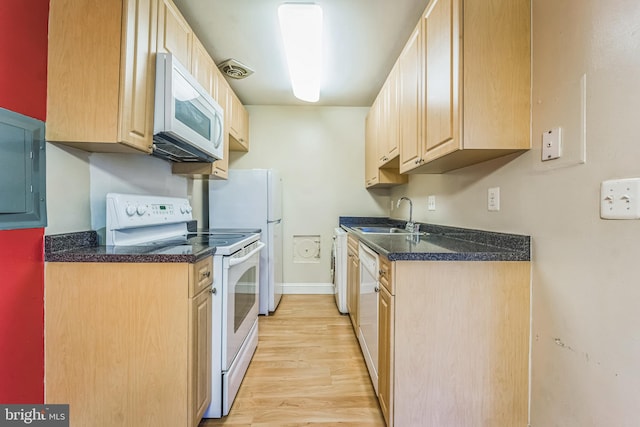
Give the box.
[0,0,49,403]
[0,229,45,403]
[0,0,49,121]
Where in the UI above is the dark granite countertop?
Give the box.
[339,216,530,261]
[45,231,215,263]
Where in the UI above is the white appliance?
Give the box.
[358,241,379,394]
[153,52,224,163]
[105,193,262,419]
[203,230,263,418]
[331,227,348,313]
[105,192,193,245]
[210,169,284,315]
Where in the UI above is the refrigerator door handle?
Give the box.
[267,219,281,224]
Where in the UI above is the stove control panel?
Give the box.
[106,193,193,232]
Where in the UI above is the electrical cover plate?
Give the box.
[488,187,500,211]
[600,178,640,219]
[427,195,436,211]
[542,127,562,161]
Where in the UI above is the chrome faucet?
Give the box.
[397,197,416,233]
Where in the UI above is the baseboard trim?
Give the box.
[282,282,334,295]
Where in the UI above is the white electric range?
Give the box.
[105,193,263,418]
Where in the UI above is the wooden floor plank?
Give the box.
[199,294,385,426]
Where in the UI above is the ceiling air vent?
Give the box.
[217,59,254,80]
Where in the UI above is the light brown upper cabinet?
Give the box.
[46,0,158,154]
[157,0,192,69]
[365,96,407,188]
[228,90,250,152]
[378,65,400,167]
[398,24,423,172]
[191,37,215,96]
[364,101,379,187]
[399,0,531,174]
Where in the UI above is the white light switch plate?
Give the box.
[542,127,562,161]
[427,195,436,211]
[601,178,640,219]
[488,187,500,211]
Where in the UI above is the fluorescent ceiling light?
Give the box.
[278,3,323,102]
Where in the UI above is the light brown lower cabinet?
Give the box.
[45,258,213,427]
[377,267,394,426]
[346,234,360,335]
[377,258,530,427]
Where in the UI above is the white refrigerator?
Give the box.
[209,169,283,314]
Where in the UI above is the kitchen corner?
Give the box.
[43,193,264,425]
[339,215,531,426]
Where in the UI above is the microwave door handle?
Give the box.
[215,112,223,148]
[228,241,266,267]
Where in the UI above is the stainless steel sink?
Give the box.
[354,226,407,234]
[354,226,426,235]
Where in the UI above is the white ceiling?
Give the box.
[172,0,429,107]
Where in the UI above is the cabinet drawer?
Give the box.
[379,255,394,295]
[190,256,213,297]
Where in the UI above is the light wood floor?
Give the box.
[199,294,385,426]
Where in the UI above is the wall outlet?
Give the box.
[390,199,394,211]
[488,187,500,211]
[427,195,436,211]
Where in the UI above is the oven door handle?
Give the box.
[229,241,266,266]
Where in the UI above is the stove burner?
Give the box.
[187,232,255,246]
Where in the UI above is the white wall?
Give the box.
[46,145,188,237]
[227,106,389,286]
[45,143,91,234]
[390,1,640,425]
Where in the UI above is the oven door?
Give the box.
[222,242,264,370]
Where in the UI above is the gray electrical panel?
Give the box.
[0,107,46,230]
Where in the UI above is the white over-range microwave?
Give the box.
[153,52,224,163]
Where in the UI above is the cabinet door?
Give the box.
[346,246,360,333]
[158,0,192,68]
[47,0,153,153]
[399,24,422,173]
[378,284,394,427]
[191,37,214,96]
[364,96,408,189]
[190,288,212,425]
[378,66,399,166]
[364,106,378,187]
[228,90,249,151]
[387,68,399,162]
[423,0,460,162]
[119,0,157,152]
